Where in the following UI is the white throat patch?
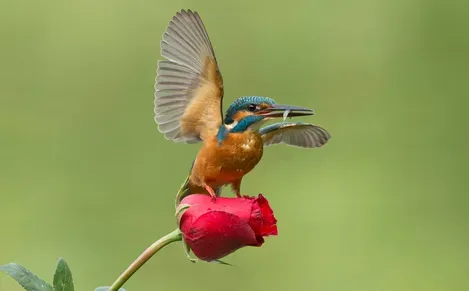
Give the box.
[225,120,238,130]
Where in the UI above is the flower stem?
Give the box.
[108,229,182,291]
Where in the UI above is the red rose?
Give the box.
[178,194,278,261]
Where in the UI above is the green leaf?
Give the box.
[52,258,74,291]
[0,263,53,291]
[95,287,126,291]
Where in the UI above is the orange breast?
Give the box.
[190,131,264,188]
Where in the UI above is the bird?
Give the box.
[153,9,331,202]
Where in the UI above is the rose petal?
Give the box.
[180,194,255,222]
[256,194,278,236]
[182,211,260,261]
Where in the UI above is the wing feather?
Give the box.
[155,9,224,143]
[260,122,331,148]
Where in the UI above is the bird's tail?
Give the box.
[175,161,222,207]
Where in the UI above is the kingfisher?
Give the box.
[154,9,331,201]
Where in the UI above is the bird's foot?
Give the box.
[203,184,217,202]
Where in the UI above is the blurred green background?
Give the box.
[1,0,468,290]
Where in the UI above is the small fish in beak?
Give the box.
[283,109,291,121]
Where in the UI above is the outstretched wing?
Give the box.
[260,122,331,148]
[155,9,224,143]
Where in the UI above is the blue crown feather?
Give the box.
[224,96,275,124]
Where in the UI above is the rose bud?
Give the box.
[177,194,278,261]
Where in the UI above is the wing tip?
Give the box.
[174,9,199,20]
[260,122,332,148]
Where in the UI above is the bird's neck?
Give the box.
[231,116,264,133]
[216,116,265,144]
[216,125,229,143]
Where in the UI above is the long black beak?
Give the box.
[257,104,315,118]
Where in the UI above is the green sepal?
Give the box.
[175,175,191,207]
[211,260,234,266]
[175,203,191,226]
[182,239,198,263]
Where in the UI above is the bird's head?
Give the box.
[224,96,314,133]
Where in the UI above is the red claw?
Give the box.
[203,184,217,202]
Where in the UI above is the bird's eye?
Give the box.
[247,104,257,112]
